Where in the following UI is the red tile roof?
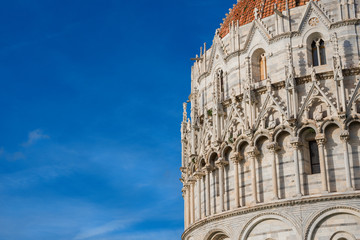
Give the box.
[219,0,313,38]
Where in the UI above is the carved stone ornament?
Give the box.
[230,152,242,163]
[340,130,350,142]
[268,114,276,129]
[267,142,279,152]
[312,88,320,96]
[308,17,319,26]
[313,105,324,121]
[311,67,317,82]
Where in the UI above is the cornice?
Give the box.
[182,192,360,239]
[330,18,360,29]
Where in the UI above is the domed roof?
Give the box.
[219,0,313,38]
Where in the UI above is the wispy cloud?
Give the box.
[0,147,25,161]
[0,165,72,189]
[74,218,139,240]
[0,129,49,161]
[22,129,49,147]
[94,228,183,240]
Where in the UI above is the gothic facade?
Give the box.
[180,0,360,239]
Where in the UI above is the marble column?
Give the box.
[340,131,354,191]
[247,147,259,204]
[290,139,302,197]
[182,187,188,228]
[189,177,196,224]
[205,165,212,216]
[185,184,191,227]
[215,158,228,212]
[230,153,241,208]
[194,171,205,220]
[315,134,329,193]
[267,142,279,200]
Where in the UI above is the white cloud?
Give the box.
[95,229,183,240]
[0,129,49,161]
[74,218,139,240]
[22,129,49,147]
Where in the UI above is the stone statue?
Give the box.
[314,105,324,121]
[268,114,276,129]
[228,126,234,143]
[266,80,272,92]
[311,67,317,82]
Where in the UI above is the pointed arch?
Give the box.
[297,1,332,34]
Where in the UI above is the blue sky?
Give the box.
[0,0,235,239]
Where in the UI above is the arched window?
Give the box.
[192,165,196,174]
[311,39,326,66]
[223,147,231,210]
[309,140,320,174]
[216,69,225,101]
[200,159,206,169]
[259,53,267,80]
[251,49,267,82]
[301,128,321,175]
[220,73,224,101]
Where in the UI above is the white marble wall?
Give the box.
[181,0,360,239]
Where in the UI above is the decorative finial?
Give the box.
[254,7,259,19]
[183,102,187,122]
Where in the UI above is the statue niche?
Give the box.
[309,99,327,121]
[264,109,280,129]
[235,122,243,137]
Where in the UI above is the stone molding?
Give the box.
[182,192,360,239]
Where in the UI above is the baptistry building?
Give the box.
[180,0,360,239]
